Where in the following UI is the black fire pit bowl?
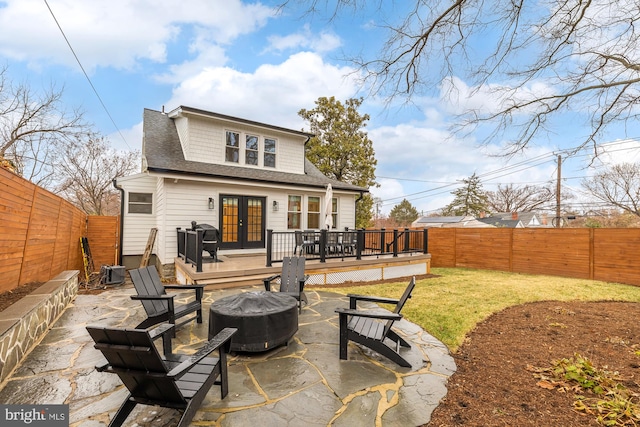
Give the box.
[208,291,298,352]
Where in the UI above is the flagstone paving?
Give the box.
[0,285,455,426]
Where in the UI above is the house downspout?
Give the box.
[355,191,365,228]
[113,179,125,266]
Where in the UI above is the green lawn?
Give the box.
[323,267,640,351]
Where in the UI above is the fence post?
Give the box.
[380,228,386,254]
[266,230,273,267]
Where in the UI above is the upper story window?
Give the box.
[128,192,153,214]
[245,135,259,166]
[225,131,239,163]
[264,138,276,168]
[307,197,320,229]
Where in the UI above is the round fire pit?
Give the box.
[208,291,298,352]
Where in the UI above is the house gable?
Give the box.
[143,107,365,193]
[169,106,310,175]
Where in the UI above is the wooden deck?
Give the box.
[175,252,431,289]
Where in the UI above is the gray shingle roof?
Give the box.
[142,108,367,193]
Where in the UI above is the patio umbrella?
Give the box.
[324,184,333,229]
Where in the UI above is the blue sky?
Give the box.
[2,0,640,216]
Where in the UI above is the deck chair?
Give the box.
[86,324,237,427]
[263,256,309,313]
[335,276,416,367]
[129,266,204,330]
[294,230,315,255]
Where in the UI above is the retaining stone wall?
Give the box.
[0,270,79,383]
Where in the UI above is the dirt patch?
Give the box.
[0,282,44,312]
[426,300,640,426]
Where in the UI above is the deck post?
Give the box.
[423,229,428,254]
[404,228,410,252]
[356,229,364,260]
[266,230,273,267]
[319,229,327,263]
[393,229,399,257]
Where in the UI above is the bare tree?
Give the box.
[284,1,640,156]
[486,183,557,213]
[55,134,140,215]
[582,163,640,217]
[0,66,88,184]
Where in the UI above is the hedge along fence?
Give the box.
[0,167,118,294]
[426,227,640,286]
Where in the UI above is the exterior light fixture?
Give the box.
[272,200,279,212]
[208,197,215,210]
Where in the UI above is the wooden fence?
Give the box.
[427,228,640,286]
[0,167,120,293]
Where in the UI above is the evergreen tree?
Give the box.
[389,199,419,226]
[442,173,489,217]
[299,97,377,228]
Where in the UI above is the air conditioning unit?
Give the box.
[100,265,126,285]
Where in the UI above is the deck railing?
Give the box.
[177,227,428,270]
[266,228,428,266]
[177,227,204,272]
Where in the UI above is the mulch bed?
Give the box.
[426,300,640,426]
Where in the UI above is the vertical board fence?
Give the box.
[86,216,120,269]
[427,228,640,286]
[0,168,120,294]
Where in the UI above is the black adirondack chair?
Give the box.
[263,256,309,313]
[86,324,237,427]
[335,276,416,368]
[129,266,204,330]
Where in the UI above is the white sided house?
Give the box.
[115,106,368,274]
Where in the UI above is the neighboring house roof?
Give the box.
[411,215,493,228]
[488,212,547,227]
[142,108,367,193]
[477,217,524,228]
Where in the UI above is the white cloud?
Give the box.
[367,114,560,214]
[440,76,555,116]
[108,121,143,152]
[164,51,359,128]
[264,24,341,54]
[0,0,274,71]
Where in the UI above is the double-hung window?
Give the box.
[225,131,240,163]
[307,197,320,229]
[128,192,153,214]
[331,197,338,229]
[287,196,302,229]
[264,138,276,168]
[245,135,259,165]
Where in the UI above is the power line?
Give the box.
[43,0,131,150]
[378,138,640,207]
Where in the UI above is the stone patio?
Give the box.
[0,284,455,426]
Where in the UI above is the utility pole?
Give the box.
[555,154,561,228]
